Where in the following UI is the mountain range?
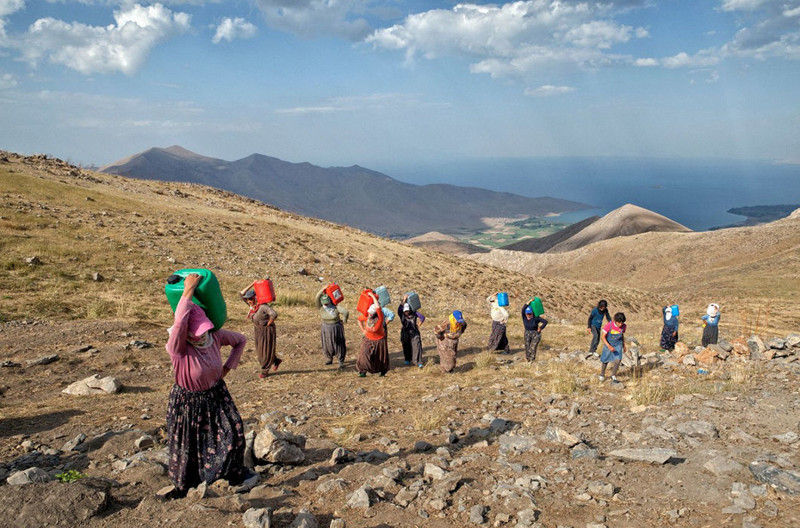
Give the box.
[101,146,587,238]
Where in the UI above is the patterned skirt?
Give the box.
[660,325,679,351]
[166,380,246,492]
[487,321,510,352]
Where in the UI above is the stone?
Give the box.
[27,354,60,367]
[0,478,110,525]
[469,504,487,524]
[747,335,767,360]
[673,342,690,357]
[682,355,697,366]
[717,338,734,352]
[253,425,305,464]
[92,272,104,282]
[290,508,318,528]
[771,432,799,444]
[608,448,676,464]
[785,333,800,348]
[233,474,261,494]
[703,456,744,476]
[7,467,52,485]
[329,520,346,528]
[1,360,21,367]
[186,481,208,500]
[62,374,122,395]
[243,507,273,528]
[155,485,176,499]
[544,426,581,447]
[395,487,419,507]
[768,338,786,350]
[316,478,347,494]
[749,462,800,494]
[24,256,42,266]
[490,418,510,433]
[571,443,600,460]
[676,420,718,439]
[424,463,447,480]
[498,434,538,454]
[346,486,372,509]
[329,447,352,465]
[515,508,539,527]
[693,348,717,365]
[135,435,155,450]
[414,440,433,452]
[61,433,87,452]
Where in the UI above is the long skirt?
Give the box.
[400,329,423,364]
[701,324,719,347]
[357,337,390,374]
[660,325,678,351]
[437,339,459,373]
[254,323,278,374]
[487,321,510,353]
[321,322,347,363]
[166,380,246,492]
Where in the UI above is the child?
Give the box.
[599,312,627,384]
[586,300,611,356]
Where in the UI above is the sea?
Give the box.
[377,157,800,231]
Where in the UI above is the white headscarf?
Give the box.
[664,306,673,321]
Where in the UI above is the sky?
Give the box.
[0,0,799,169]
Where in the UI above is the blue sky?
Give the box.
[0,0,798,168]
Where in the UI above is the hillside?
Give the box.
[405,231,489,255]
[3,151,800,528]
[101,146,587,238]
[499,215,600,253]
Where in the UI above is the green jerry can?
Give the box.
[165,268,227,332]
[529,297,545,317]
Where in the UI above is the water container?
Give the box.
[254,279,275,305]
[165,268,227,331]
[375,285,391,307]
[529,297,545,317]
[325,283,344,305]
[671,304,680,317]
[405,291,421,312]
[356,289,376,317]
[496,292,509,307]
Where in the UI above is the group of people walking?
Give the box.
[164,273,723,497]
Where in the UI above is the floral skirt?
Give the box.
[660,325,678,351]
[487,321,510,352]
[166,380,246,492]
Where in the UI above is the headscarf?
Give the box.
[449,311,465,333]
[707,303,719,317]
[664,306,673,321]
[320,294,332,306]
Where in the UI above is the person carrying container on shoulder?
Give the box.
[356,292,389,377]
[586,300,611,356]
[660,305,679,351]
[166,273,248,495]
[521,304,548,361]
[435,311,467,373]
[241,281,280,379]
[487,294,511,354]
[315,288,349,368]
[399,295,426,367]
[599,312,627,385]
[701,303,720,347]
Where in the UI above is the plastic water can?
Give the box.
[375,285,391,307]
[325,283,344,305]
[405,291,421,312]
[529,297,545,317]
[357,289,375,317]
[697,368,709,375]
[671,304,680,316]
[254,279,275,305]
[165,268,227,331]
[496,292,509,307]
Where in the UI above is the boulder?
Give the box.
[346,486,372,509]
[785,333,800,348]
[290,508,318,528]
[0,480,110,526]
[673,342,690,357]
[253,425,305,464]
[608,448,676,464]
[543,426,581,447]
[749,462,800,495]
[717,339,734,352]
[768,338,786,350]
[7,467,52,485]
[62,375,122,396]
[676,420,719,439]
[747,335,767,360]
[694,348,718,365]
[243,507,273,528]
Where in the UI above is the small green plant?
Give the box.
[55,470,86,483]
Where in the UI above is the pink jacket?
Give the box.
[166,296,246,392]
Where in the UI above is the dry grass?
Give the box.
[629,376,675,406]
[411,406,448,432]
[474,351,497,369]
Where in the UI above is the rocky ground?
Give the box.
[1,315,800,528]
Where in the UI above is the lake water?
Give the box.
[378,157,800,230]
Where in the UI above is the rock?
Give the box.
[24,256,42,266]
[544,426,581,447]
[61,433,87,452]
[1,360,21,367]
[155,485,176,499]
[290,508,318,528]
[7,467,52,485]
[186,481,208,500]
[786,334,800,348]
[673,342,690,357]
[428,498,447,511]
[768,338,786,350]
[233,473,261,494]
[469,504,486,524]
[316,478,347,494]
[27,354,59,367]
[329,520,346,528]
[243,507,273,528]
[571,443,600,460]
[91,272,104,282]
[693,348,717,365]
[414,440,433,452]
[703,456,744,476]
[329,447,352,465]
[424,463,447,480]
[608,448,676,464]
[747,335,767,360]
[771,432,799,444]
[676,420,718,439]
[135,435,155,450]
[346,486,372,509]
[749,462,800,494]
[515,508,540,527]
[0,479,110,525]
[498,434,538,454]
[253,425,305,464]
[682,355,697,366]
[490,418,510,433]
[62,374,122,395]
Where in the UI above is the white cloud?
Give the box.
[275,92,444,115]
[366,1,649,78]
[16,3,191,75]
[253,0,372,41]
[0,71,17,88]
[720,0,770,11]
[524,85,575,97]
[212,17,257,44]
[0,0,23,17]
[661,51,720,68]
[718,0,800,59]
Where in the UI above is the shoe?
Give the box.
[611,376,621,384]
[404,360,411,366]
[338,362,345,369]
[379,371,386,377]
[324,360,333,365]
[358,373,366,378]
[259,372,268,379]
[598,375,605,381]
[418,363,424,368]
[272,358,282,371]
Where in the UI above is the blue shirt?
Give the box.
[702,314,720,326]
[588,307,610,328]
